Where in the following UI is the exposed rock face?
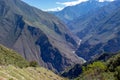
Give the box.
[0,0,85,73]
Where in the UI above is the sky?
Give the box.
[21,0,114,11]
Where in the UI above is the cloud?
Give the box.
[46,0,114,11]
[56,0,88,6]
[45,7,64,11]
[98,0,114,2]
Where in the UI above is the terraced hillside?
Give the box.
[0,65,65,80]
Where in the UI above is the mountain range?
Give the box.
[0,0,85,73]
[52,0,120,61]
[75,0,120,60]
[52,0,109,24]
[0,0,120,79]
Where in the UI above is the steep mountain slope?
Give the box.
[61,53,115,79]
[75,1,120,60]
[0,44,29,68]
[0,44,65,80]
[75,52,120,80]
[0,0,85,73]
[61,52,120,80]
[52,0,109,24]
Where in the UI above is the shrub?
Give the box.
[115,66,120,80]
[83,61,107,73]
[29,61,39,67]
[107,54,120,71]
[9,78,14,80]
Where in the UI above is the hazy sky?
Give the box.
[21,0,114,11]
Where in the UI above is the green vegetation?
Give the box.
[107,53,120,72]
[82,61,107,72]
[0,44,65,80]
[0,45,29,68]
[29,61,39,67]
[75,53,120,80]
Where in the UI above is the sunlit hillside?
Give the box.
[0,65,65,80]
[0,45,66,80]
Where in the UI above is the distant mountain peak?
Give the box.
[52,0,110,23]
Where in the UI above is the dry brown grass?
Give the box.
[0,77,6,80]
